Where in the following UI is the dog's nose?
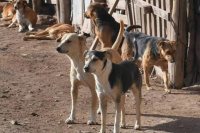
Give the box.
[171,59,175,63]
[14,6,17,10]
[83,66,89,72]
[56,47,61,52]
[84,13,89,19]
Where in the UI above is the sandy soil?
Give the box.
[0,25,200,133]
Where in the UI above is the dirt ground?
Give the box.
[0,24,200,133]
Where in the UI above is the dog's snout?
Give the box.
[14,6,17,10]
[171,59,175,63]
[84,12,89,19]
[83,66,89,72]
[56,47,61,52]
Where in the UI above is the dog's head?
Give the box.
[83,50,108,74]
[14,0,27,10]
[56,33,86,56]
[84,2,108,19]
[157,41,178,63]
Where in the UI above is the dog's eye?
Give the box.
[93,58,98,62]
[67,40,71,43]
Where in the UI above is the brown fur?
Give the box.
[1,1,15,19]
[23,23,75,41]
[85,2,122,50]
[142,41,177,93]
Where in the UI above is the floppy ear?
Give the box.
[157,41,165,48]
[23,0,27,8]
[83,50,88,57]
[99,3,108,8]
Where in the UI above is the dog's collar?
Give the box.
[101,59,107,71]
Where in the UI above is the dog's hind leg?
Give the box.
[120,94,126,128]
[114,99,122,133]
[23,35,52,41]
[131,85,141,130]
[87,87,98,125]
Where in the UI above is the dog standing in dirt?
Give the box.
[124,25,177,93]
[83,41,142,133]
[85,2,123,50]
[23,23,75,41]
[14,0,37,32]
[56,20,124,125]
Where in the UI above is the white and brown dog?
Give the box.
[23,23,75,41]
[83,43,142,132]
[56,20,124,125]
[14,0,37,32]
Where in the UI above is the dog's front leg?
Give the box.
[28,23,34,31]
[143,64,153,90]
[65,80,79,124]
[87,88,98,125]
[161,66,171,93]
[114,99,122,133]
[99,94,107,133]
[18,23,25,32]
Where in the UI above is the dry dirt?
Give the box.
[0,25,200,133]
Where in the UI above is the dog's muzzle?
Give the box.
[56,47,61,53]
[84,13,90,19]
[83,66,90,73]
[14,6,18,10]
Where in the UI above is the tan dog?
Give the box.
[56,20,124,125]
[0,13,17,27]
[0,1,15,18]
[23,23,75,41]
[14,0,37,32]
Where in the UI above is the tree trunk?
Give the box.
[168,0,187,88]
[59,0,71,24]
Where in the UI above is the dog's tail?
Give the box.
[124,25,141,41]
[132,39,138,62]
[111,20,124,50]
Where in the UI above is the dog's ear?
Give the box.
[99,3,108,8]
[78,34,86,44]
[83,50,88,57]
[23,0,27,8]
[104,51,112,60]
[170,41,178,50]
[157,41,165,48]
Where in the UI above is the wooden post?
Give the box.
[32,0,41,14]
[168,0,187,88]
[56,0,60,23]
[59,0,71,24]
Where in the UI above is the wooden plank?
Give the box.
[112,13,128,25]
[106,0,126,10]
[125,0,133,25]
[151,0,157,36]
[152,4,170,21]
[156,0,162,37]
[146,0,151,36]
[72,0,84,26]
[166,0,172,39]
[131,0,136,25]
[45,0,57,4]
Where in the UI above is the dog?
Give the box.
[83,40,142,133]
[14,0,37,32]
[56,20,124,125]
[85,2,134,50]
[124,25,177,93]
[0,13,17,27]
[23,23,75,41]
[0,1,15,18]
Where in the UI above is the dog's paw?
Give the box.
[29,28,34,32]
[87,120,97,125]
[120,123,126,128]
[65,118,75,124]
[23,37,28,41]
[147,86,153,90]
[165,89,171,93]
[134,124,141,130]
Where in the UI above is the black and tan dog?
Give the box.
[83,42,142,133]
[85,2,137,51]
[56,20,124,125]
[124,25,177,93]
